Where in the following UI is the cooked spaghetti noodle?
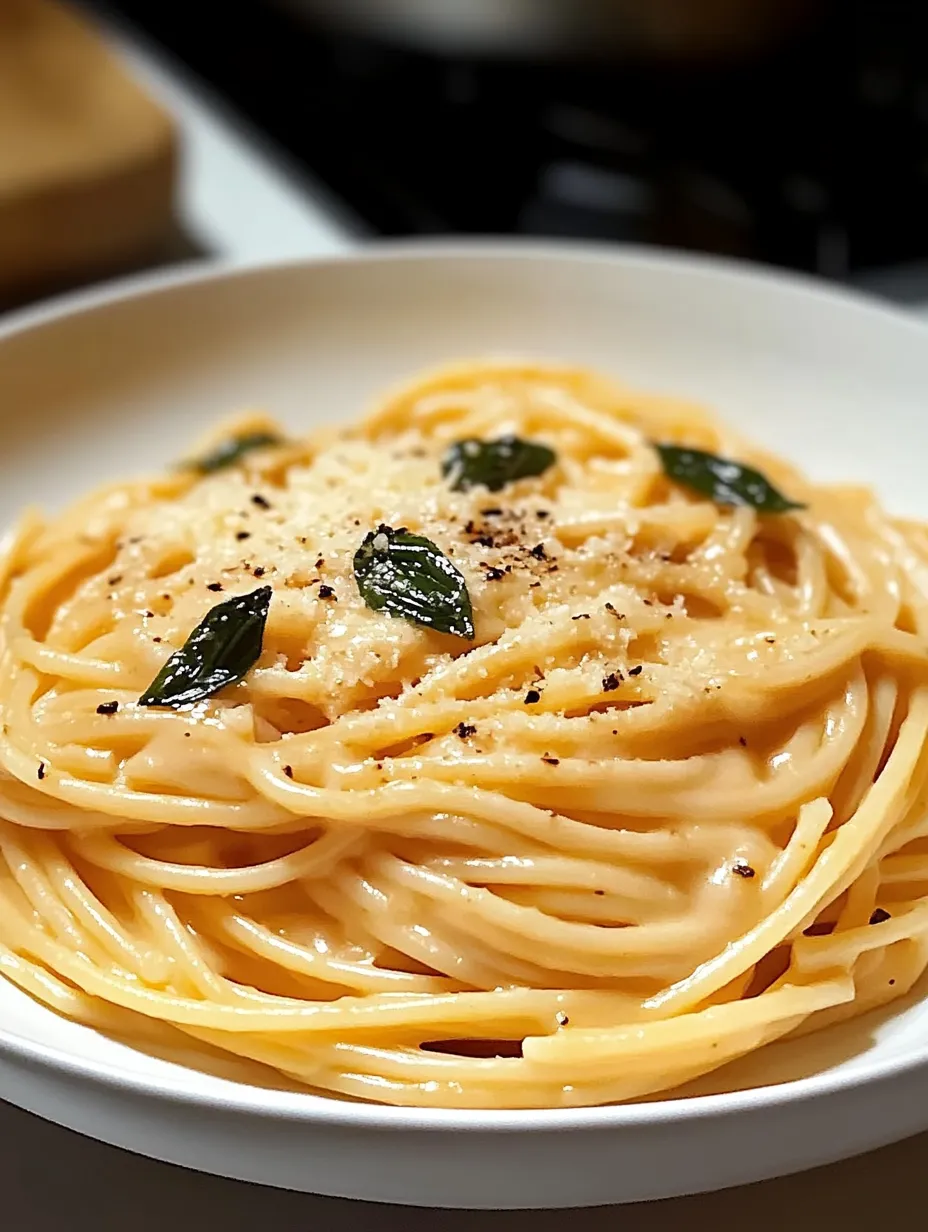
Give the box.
[0,359,927,1109]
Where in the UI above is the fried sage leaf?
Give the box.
[354,525,474,639]
[185,432,284,475]
[139,586,272,707]
[442,435,556,493]
[655,444,805,514]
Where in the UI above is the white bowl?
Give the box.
[2,243,928,1210]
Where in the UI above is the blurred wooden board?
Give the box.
[0,0,176,295]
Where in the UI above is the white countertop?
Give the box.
[3,15,928,1229]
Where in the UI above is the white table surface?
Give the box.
[4,13,928,1227]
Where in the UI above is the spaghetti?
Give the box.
[0,359,927,1109]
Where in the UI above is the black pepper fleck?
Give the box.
[483,566,506,582]
[283,765,294,779]
[628,665,643,677]
[207,582,223,592]
[537,510,550,519]
[542,756,560,766]
[37,762,46,780]
[732,862,756,879]
[454,722,477,739]
[738,736,747,747]
[524,689,541,704]
[870,907,891,925]
[236,531,251,541]
[530,543,547,560]
[96,701,119,716]
[253,567,266,578]
[153,637,162,643]
[602,673,621,692]
[251,494,271,510]
[481,508,503,517]
[108,574,123,586]
[555,1011,569,1026]
[316,558,325,569]
[317,585,336,600]
[572,614,590,620]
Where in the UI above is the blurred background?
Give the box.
[4,0,928,309]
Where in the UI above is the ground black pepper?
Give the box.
[524,689,541,704]
[236,531,251,541]
[253,567,266,578]
[602,673,621,692]
[207,582,223,592]
[108,575,123,586]
[542,756,560,766]
[317,585,336,600]
[251,493,271,510]
[283,765,294,779]
[454,722,477,739]
[870,907,891,925]
[530,543,547,560]
[555,1012,569,1026]
[96,701,119,716]
[732,862,756,879]
[37,762,46,780]
[628,665,643,677]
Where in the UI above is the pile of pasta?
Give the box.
[0,359,927,1109]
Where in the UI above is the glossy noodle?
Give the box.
[1,359,927,1109]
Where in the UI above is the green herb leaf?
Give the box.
[442,435,556,493]
[138,586,272,708]
[354,525,474,639]
[185,432,284,475]
[655,444,805,514]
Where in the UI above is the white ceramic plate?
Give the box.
[1,243,928,1210]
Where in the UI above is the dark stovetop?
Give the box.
[104,0,928,285]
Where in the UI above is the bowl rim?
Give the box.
[2,238,927,1135]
